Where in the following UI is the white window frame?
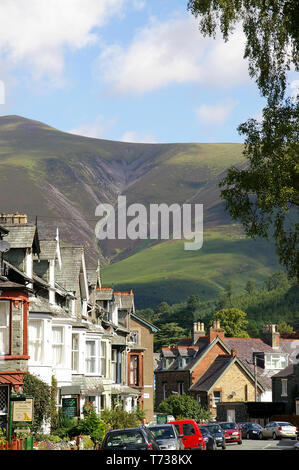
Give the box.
[265,354,288,370]
[0,301,10,356]
[100,341,107,378]
[111,349,117,382]
[28,319,44,364]
[86,340,97,374]
[212,390,222,408]
[85,338,108,376]
[72,333,80,372]
[52,326,65,367]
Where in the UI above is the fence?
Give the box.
[0,436,33,450]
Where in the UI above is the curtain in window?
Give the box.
[52,327,63,366]
[72,334,79,372]
[29,320,43,362]
[0,301,9,355]
[100,342,106,377]
[86,341,96,373]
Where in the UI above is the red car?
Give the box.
[218,422,242,445]
[169,419,206,450]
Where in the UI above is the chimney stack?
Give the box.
[0,213,28,224]
[209,320,225,343]
[193,321,205,344]
[263,324,280,349]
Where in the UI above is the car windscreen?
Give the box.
[249,423,263,429]
[205,425,222,434]
[105,430,145,448]
[148,426,176,439]
[220,422,237,430]
[277,422,292,426]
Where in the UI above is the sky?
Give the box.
[0,0,297,144]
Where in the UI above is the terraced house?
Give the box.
[155,320,299,418]
[0,213,157,435]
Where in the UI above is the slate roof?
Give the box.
[95,287,114,301]
[190,356,234,392]
[224,337,299,390]
[114,291,135,310]
[0,225,9,236]
[1,224,39,251]
[34,239,57,260]
[29,296,70,317]
[55,246,84,293]
[279,339,299,364]
[86,269,98,286]
[272,364,295,378]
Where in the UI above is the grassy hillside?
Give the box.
[0,115,283,306]
[102,228,282,308]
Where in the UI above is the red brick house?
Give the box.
[155,321,265,417]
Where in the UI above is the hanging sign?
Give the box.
[12,398,34,423]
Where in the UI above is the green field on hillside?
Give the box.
[101,228,281,308]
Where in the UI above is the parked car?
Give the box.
[218,422,242,445]
[101,426,160,450]
[201,423,226,449]
[169,419,206,450]
[148,424,184,450]
[239,422,263,439]
[259,421,298,440]
[199,425,217,450]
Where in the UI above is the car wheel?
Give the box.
[237,440,242,445]
[222,443,226,450]
[258,432,263,440]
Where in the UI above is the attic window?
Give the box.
[265,354,288,370]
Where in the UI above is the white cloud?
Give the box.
[121,130,157,143]
[99,15,249,95]
[0,0,128,84]
[195,99,237,125]
[68,115,116,139]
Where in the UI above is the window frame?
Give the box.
[52,325,65,367]
[0,300,10,356]
[28,319,44,364]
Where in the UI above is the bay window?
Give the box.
[0,301,10,355]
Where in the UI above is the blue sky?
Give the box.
[0,0,296,144]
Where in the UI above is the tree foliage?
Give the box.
[157,394,211,421]
[212,307,249,337]
[188,0,299,280]
[23,372,51,434]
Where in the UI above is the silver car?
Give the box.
[148,424,184,450]
[260,421,297,440]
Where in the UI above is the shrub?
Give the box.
[23,373,51,434]
[69,402,108,447]
[100,406,144,430]
[157,395,211,422]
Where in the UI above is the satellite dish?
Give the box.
[0,240,10,253]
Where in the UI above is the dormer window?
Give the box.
[265,353,288,370]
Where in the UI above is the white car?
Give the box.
[260,421,297,440]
